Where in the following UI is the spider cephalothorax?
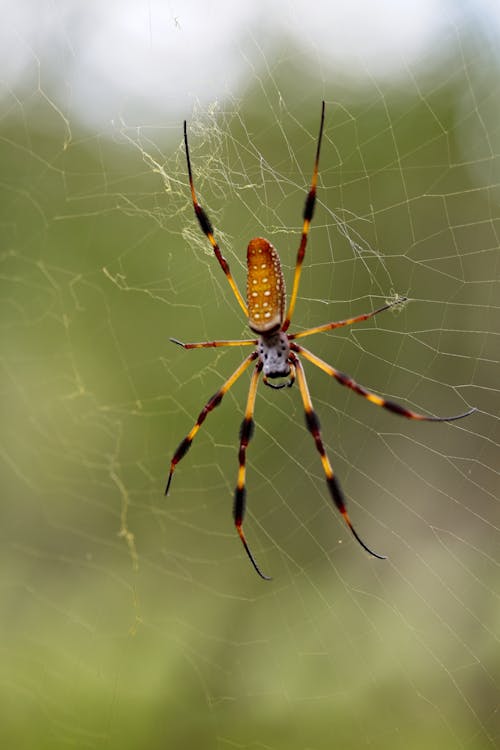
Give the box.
[257,329,291,383]
[166,102,475,579]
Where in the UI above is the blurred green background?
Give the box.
[1,5,499,750]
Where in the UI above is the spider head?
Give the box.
[258,331,291,381]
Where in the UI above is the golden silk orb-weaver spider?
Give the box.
[166,101,476,580]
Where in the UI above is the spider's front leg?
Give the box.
[233,361,271,580]
[291,343,476,422]
[290,352,386,559]
[165,352,257,495]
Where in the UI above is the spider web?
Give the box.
[1,3,499,749]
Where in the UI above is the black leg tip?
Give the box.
[165,472,173,496]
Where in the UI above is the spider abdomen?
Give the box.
[247,238,285,334]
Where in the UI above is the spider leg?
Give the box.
[291,343,476,422]
[288,298,407,341]
[233,361,271,580]
[290,352,385,559]
[171,337,257,350]
[165,351,258,495]
[282,101,326,332]
[184,121,248,318]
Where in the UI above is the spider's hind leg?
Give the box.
[183,120,248,317]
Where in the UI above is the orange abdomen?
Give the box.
[246,238,286,334]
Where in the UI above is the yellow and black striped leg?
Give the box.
[166,352,258,495]
[282,101,326,332]
[171,337,257,350]
[291,352,386,559]
[184,121,248,318]
[288,298,407,341]
[291,343,476,422]
[233,361,271,580]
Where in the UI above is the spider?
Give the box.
[166,101,475,580]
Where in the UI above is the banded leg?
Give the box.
[184,121,248,318]
[165,351,258,495]
[233,361,271,580]
[282,101,326,332]
[171,337,257,350]
[291,352,385,559]
[292,343,476,422]
[288,298,407,341]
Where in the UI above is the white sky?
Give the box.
[1,0,499,131]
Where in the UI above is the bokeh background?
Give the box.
[1,2,499,748]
